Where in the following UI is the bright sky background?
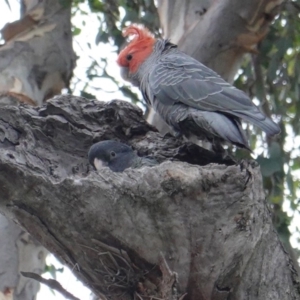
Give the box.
[1,1,300,300]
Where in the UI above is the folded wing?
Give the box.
[148,53,280,136]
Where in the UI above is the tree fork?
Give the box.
[0,96,299,300]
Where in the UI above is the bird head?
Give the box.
[116,24,155,81]
[88,140,135,172]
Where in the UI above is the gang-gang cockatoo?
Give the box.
[117,24,280,151]
[88,140,158,172]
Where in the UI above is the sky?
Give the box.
[1,1,300,299]
[70,4,141,105]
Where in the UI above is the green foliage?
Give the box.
[256,142,283,177]
[59,0,73,8]
[71,0,159,103]
[119,86,140,104]
[234,5,300,139]
[233,1,300,248]
[73,0,159,48]
[44,263,64,279]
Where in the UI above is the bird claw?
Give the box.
[221,151,237,163]
[212,143,237,162]
[239,159,257,188]
[160,132,174,140]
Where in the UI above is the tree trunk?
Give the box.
[0,95,298,300]
[149,0,283,133]
[0,215,47,300]
[0,0,75,298]
[158,0,283,82]
[0,0,75,106]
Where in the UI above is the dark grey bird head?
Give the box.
[88,140,159,172]
[88,140,136,172]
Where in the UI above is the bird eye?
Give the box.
[110,151,116,158]
[126,54,133,61]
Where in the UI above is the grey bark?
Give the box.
[0,215,47,300]
[0,95,299,300]
[0,0,75,299]
[0,0,76,106]
[150,0,283,133]
[157,0,283,82]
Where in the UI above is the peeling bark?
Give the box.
[0,0,76,106]
[0,96,299,300]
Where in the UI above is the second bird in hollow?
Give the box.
[116,24,280,152]
[88,140,158,172]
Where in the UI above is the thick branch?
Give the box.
[157,0,283,82]
[0,0,75,105]
[0,96,298,300]
[21,272,80,300]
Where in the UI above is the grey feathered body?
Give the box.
[130,39,280,150]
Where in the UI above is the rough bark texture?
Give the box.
[0,95,299,300]
[0,1,75,299]
[149,0,283,133]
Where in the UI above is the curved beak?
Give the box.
[120,67,130,81]
[93,158,108,170]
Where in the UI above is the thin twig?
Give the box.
[91,238,131,262]
[251,53,272,118]
[179,293,188,300]
[135,292,144,300]
[159,252,178,299]
[21,271,80,300]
